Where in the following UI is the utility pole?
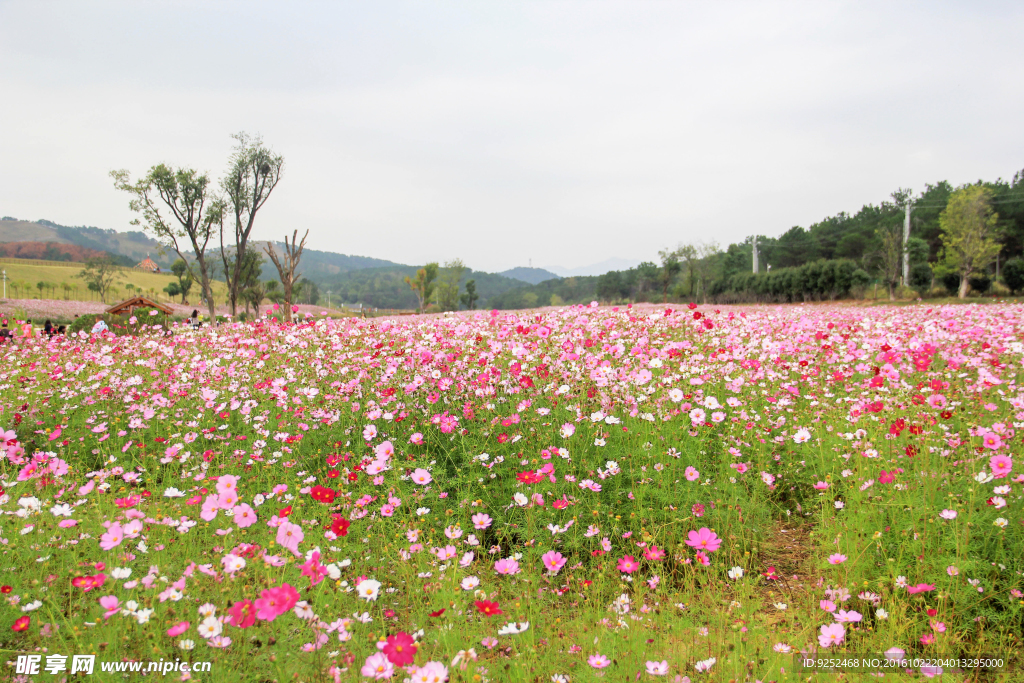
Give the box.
[752,236,759,274]
[902,201,912,286]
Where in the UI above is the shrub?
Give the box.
[968,273,992,295]
[1002,258,1024,294]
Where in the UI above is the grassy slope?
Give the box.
[0,260,228,303]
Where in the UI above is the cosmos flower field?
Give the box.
[1,302,1022,682]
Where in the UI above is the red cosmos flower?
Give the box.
[347,472,359,483]
[907,583,936,594]
[474,600,503,617]
[688,302,697,309]
[11,616,29,631]
[326,469,340,479]
[516,470,544,485]
[429,608,446,617]
[926,608,938,617]
[762,566,780,581]
[879,470,895,484]
[940,411,953,420]
[310,485,337,504]
[330,515,350,537]
[693,311,702,320]
[0,586,11,594]
[278,505,292,518]
[382,632,417,666]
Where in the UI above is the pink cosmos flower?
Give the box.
[361,652,395,679]
[276,521,304,555]
[98,595,120,619]
[643,545,666,561]
[411,468,432,485]
[685,528,722,553]
[818,623,845,648]
[99,524,124,551]
[167,621,190,637]
[228,600,256,628]
[685,466,700,481]
[300,552,328,587]
[233,503,257,528]
[494,558,520,575]
[588,654,611,669]
[990,454,1013,478]
[471,513,492,529]
[541,551,567,574]
[907,583,936,594]
[828,554,847,565]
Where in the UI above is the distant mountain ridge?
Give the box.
[542,257,642,277]
[498,267,560,284]
[1,217,165,265]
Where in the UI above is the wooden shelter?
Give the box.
[105,296,174,317]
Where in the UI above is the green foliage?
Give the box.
[1002,257,1024,294]
[435,259,466,311]
[715,258,862,303]
[968,273,992,295]
[939,186,1001,298]
[76,254,120,303]
[404,263,439,313]
[909,262,933,295]
[460,279,478,310]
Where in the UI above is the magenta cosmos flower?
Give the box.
[685,527,722,553]
[617,555,640,573]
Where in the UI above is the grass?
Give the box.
[0,303,1021,682]
[0,260,228,304]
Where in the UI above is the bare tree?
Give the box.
[264,230,308,323]
[221,133,284,316]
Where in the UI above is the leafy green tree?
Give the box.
[264,279,284,305]
[111,164,222,322]
[657,248,681,303]
[170,259,194,303]
[405,263,438,313]
[909,262,933,296]
[220,133,284,316]
[76,255,119,303]
[875,223,903,300]
[460,279,478,310]
[164,281,182,301]
[938,186,1001,299]
[436,259,467,311]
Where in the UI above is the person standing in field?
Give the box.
[21,320,34,338]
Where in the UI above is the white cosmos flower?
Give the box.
[356,579,381,601]
[198,616,222,638]
[497,621,530,635]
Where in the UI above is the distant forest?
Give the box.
[489,173,1024,308]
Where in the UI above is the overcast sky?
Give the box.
[2,1,1023,273]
